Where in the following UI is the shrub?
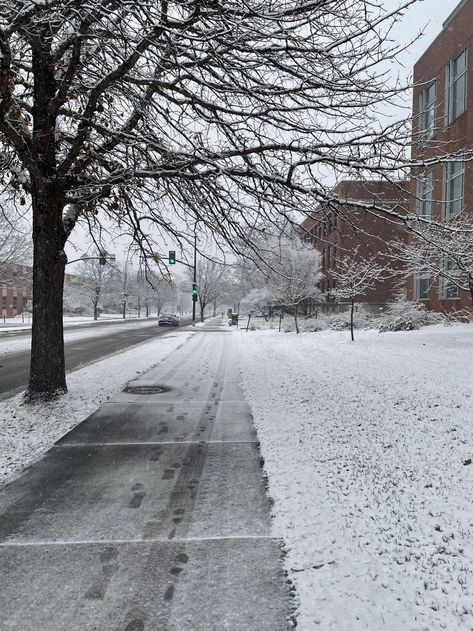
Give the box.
[378,299,444,333]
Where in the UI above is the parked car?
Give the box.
[158,313,179,327]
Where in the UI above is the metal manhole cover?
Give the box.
[124,385,170,395]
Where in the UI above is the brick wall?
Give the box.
[410,0,473,312]
[0,264,32,318]
[301,180,409,307]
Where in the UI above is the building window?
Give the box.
[446,49,468,124]
[444,161,465,218]
[413,271,431,300]
[416,170,434,219]
[439,257,461,299]
[419,80,436,141]
[1,296,6,308]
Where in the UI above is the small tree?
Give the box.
[266,243,321,334]
[76,256,117,320]
[331,252,388,341]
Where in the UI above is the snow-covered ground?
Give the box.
[0,317,163,356]
[0,330,194,486]
[235,324,473,631]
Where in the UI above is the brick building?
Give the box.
[301,180,408,310]
[0,264,32,318]
[409,0,473,312]
[1,264,84,319]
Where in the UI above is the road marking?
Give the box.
[0,535,277,547]
[54,440,259,447]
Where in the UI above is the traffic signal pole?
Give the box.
[148,246,197,320]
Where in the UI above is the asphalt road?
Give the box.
[0,318,191,400]
[0,316,164,338]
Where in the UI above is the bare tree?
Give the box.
[0,0,420,398]
[331,251,388,341]
[76,257,117,320]
[266,242,321,334]
[188,258,227,322]
[0,201,31,267]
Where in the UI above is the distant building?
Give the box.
[0,264,32,318]
[0,264,83,319]
[301,180,409,311]
[409,0,473,312]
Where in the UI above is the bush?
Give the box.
[443,308,473,324]
[281,307,375,333]
[315,308,374,331]
[378,299,444,333]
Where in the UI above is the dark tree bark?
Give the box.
[27,40,69,399]
[28,194,67,398]
[294,303,300,334]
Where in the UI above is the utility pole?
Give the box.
[192,229,197,326]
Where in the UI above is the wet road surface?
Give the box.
[0,317,191,400]
[0,323,291,630]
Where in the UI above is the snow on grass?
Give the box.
[0,330,194,486]
[235,324,473,631]
[0,317,163,356]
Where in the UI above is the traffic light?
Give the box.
[168,250,176,265]
[192,283,198,302]
[99,253,106,265]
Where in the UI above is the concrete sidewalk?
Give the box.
[0,322,291,630]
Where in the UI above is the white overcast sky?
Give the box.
[386,0,456,73]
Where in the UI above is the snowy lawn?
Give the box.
[0,330,194,486]
[235,324,473,631]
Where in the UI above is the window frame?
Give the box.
[413,270,431,301]
[415,170,434,220]
[419,80,437,141]
[439,256,461,300]
[446,48,468,125]
[443,160,465,219]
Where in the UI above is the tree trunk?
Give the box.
[27,195,67,399]
[469,272,473,305]
[200,302,205,322]
[294,303,299,334]
[122,300,127,318]
[350,298,355,342]
[246,314,251,332]
[93,287,100,321]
